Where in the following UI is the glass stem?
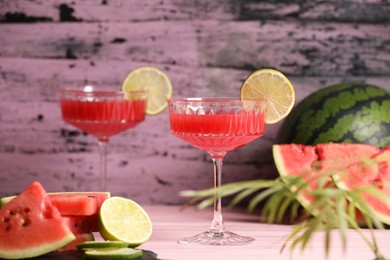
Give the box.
[210,154,226,233]
[98,137,109,191]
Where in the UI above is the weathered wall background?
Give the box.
[0,0,389,204]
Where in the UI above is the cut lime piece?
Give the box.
[99,197,153,247]
[84,248,142,260]
[77,241,129,250]
[240,68,295,124]
[122,66,173,115]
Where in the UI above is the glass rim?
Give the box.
[168,97,268,103]
[59,87,147,97]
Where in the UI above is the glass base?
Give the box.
[178,230,255,246]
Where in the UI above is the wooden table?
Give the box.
[139,205,390,260]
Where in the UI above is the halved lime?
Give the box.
[77,241,129,250]
[240,69,295,124]
[122,66,173,115]
[84,248,142,260]
[99,197,153,247]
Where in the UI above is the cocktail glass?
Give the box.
[168,97,267,245]
[59,86,147,191]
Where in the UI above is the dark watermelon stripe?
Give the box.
[307,96,390,145]
[297,83,368,110]
[298,84,386,119]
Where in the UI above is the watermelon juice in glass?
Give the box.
[59,86,147,191]
[168,97,267,245]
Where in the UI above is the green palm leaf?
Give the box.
[181,173,389,259]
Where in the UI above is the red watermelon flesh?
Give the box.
[316,143,381,171]
[336,150,390,224]
[0,182,75,259]
[50,195,97,216]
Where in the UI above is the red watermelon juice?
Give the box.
[170,111,265,154]
[61,99,146,138]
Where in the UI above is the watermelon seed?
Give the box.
[22,218,31,227]
[5,225,11,231]
[3,217,10,223]
[9,210,16,216]
[23,207,31,213]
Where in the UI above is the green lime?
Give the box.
[99,197,153,247]
[77,241,129,250]
[84,248,143,260]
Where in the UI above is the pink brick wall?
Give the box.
[0,0,389,204]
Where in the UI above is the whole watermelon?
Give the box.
[277,82,390,147]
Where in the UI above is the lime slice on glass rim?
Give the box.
[99,197,153,248]
[84,248,143,260]
[240,68,295,124]
[122,66,173,115]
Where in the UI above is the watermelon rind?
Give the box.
[1,234,76,259]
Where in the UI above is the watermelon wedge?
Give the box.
[0,192,110,216]
[273,143,390,224]
[0,182,75,259]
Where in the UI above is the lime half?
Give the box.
[122,66,173,115]
[99,197,153,247]
[240,69,295,124]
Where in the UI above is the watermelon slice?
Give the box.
[63,214,99,234]
[273,143,390,224]
[50,194,97,216]
[0,182,75,259]
[0,192,110,216]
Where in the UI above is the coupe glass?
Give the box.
[59,86,147,191]
[168,97,267,245]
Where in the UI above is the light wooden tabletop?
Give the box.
[139,205,390,260]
